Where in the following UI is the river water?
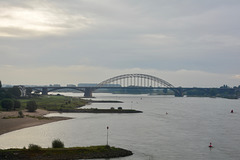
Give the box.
[0,93,240,160]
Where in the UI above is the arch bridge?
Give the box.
[97,73,174,88]
[24,74,178,97]
[19,73,236,98]
[95,73,184,97]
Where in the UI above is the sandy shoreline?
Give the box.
[0,109,71,135]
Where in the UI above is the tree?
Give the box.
[0,89,6,100]
[26,100,38,112]
[1,99,14,111]
[7,87,21,98]
[14,100,21,110]
[28,144,42,150]
[26,88,33,96]
[52,139,64,148]
[220,85,230,89]
[0,80,2,88]
[209,88,217,97]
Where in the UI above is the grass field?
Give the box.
[19,95,87,111]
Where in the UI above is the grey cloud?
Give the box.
[0,0,240,86]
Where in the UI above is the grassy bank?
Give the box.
[1,95,142,114]
[18,95,87,111]
[19,95,142,113]
[0,145,133,160]
[60,108,143,113]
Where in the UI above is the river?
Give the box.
[0,93,240,160]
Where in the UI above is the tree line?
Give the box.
[0,81,37,112]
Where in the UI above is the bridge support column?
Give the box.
[84,88,93,98]
[42,87,48,95]
[173,88,184,97]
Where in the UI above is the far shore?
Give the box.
[0,109,71,136]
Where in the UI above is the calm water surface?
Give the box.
[0,93,240,160]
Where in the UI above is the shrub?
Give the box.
[18,110,24,118]
[28,144,42,150]
[26,100,37,112]
[52,139,64,148]
[105,145,110,149]
[14,100,21,110]
[1,99,14,111]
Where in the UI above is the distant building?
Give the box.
[78,83,98,87]
[49,84,61,87]
[67,84,76,87]
[3,84,13,88]
[77,83,121,87]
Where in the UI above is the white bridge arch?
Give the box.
[97,73,174,88]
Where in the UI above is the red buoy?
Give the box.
[209,142,213,148]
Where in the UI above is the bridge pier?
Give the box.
[84,88,93,98]
[42,87,48,95]
[173,88,184,97]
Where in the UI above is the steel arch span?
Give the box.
[97,73,174,88]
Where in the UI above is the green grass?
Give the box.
[0,145,133,160]
[18,95,87,111]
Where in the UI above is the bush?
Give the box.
[26,100,37,112]
[18,110,24,118]
[28,144,42,150]
[1,99,14,111]
[52,139,64,148]
[14,100,21,110]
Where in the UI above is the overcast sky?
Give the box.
[0,0,240,87]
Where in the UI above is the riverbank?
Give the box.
[57,108,143,113]
[0,107,142,136]
[0,109,71,135]
[0,145,133,160]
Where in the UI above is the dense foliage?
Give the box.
[52,139,65,148]
[14,100,21,109]
[0,145,133,160]
[28,144,42,150]
[1,99,14,111]
[26,100,38,112]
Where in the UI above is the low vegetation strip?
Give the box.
[0,145,133,160]
[20,95,88,111]
[55,108,143,113]
[88,100,123,103]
